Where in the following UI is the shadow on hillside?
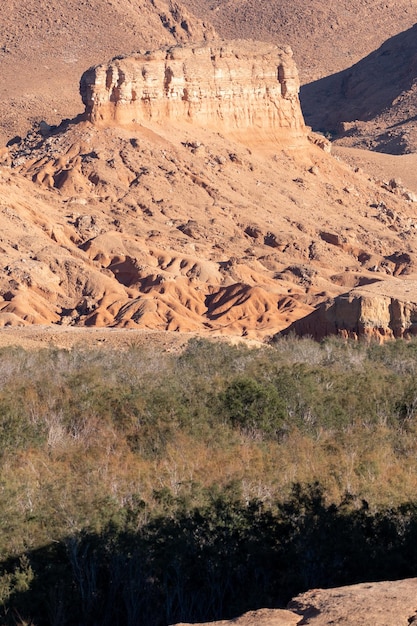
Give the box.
[6,113,88,153]
[3,484,417,626]
[300,23,417,138]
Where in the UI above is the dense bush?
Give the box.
[219,376,286,437]
[1,336,417,623]
[3,484,417,625]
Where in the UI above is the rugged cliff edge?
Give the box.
[281,278,417,341]
[79,41,305,137]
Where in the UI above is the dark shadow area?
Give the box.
[6,112,88,157]
[300,23,417,145]
[3,483,417,626]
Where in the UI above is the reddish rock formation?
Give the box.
[5,38,417,337]
[281,278,417,341]
[80,41,305,137]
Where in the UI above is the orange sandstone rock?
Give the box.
[80,41,306,137]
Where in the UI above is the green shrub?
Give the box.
[219,376,286,437]
[3,338,417,623]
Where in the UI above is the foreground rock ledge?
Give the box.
[172,577,417,625]
[80,40,306,137]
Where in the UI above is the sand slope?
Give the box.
[2,101,417,338]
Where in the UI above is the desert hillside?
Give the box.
[3,39,417,339]
[179,0,416,83]
[302,23,417,154]
[0,0,215,145]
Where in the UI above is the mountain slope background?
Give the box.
[302,23,417,154]
[2,2,417,338]
[0,0,215,145]
[178,0,417,83]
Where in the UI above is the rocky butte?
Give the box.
[79,40,306,139]
[0,39,314,334]
[3,39,417,339]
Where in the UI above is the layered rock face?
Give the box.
[80,41,305,136]
[0,0,217,145]
[282,279,417,341]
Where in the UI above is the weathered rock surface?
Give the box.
[289,578,417,625]
[172,577,417,626]
[80,41,305,138]
[281,278,417,341]
[173,608,301,626]
[4,40,417,338]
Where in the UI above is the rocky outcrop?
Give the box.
[172,578,417,626]
[80,41,306,136]
[173,608,301,626]
[6,35,417,337]
[280,278,417,341]
[0,0,217,146]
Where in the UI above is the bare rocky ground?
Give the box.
[174,578,417,626]
[1,1,417,345]
[179,0,417,155]
[3,94,417,339]
[2,0,417,155]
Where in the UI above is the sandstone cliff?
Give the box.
[79,41,305,138]
[281,278,417,341]
[0,0,216,145]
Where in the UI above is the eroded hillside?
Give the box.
[2,41,417,339]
